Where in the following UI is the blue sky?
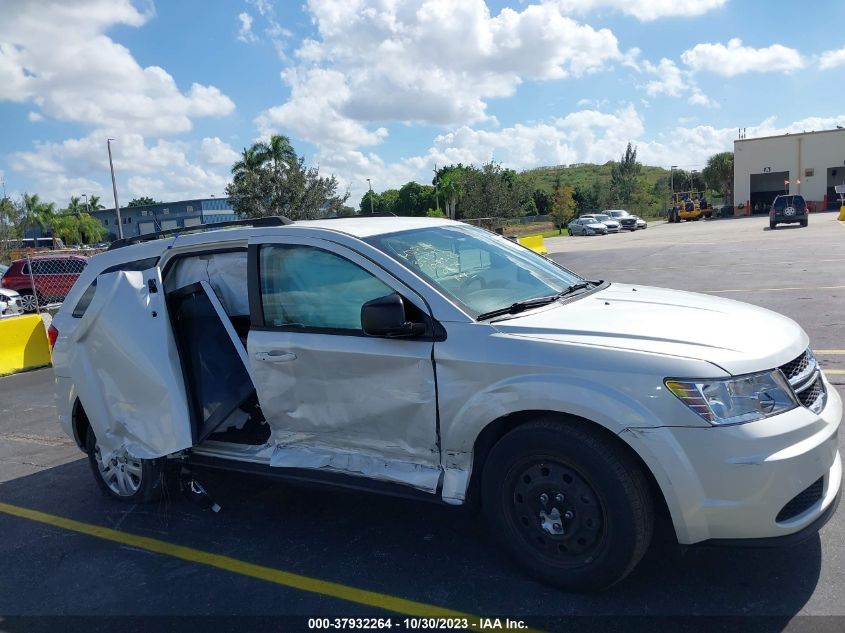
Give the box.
[1,0,844,209]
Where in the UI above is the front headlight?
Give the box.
[665,370,798,426]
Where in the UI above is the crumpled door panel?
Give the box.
[69,269,192,462]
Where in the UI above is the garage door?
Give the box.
[750,171,788,213]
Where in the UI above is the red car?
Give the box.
[0,255,88,312]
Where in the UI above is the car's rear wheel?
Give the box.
[800,219,808,227]
[86,429,165,503]
[482,419,653,591]
[18,290,39,313]
[769,220,777,230]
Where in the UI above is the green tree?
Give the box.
[702,151,734,203]
[0,196,21,263]
[459,163,523,220]
[629,178,657,217]
[19,193,55,237]
[397,182,436,216]
[50,214,81,245]
[127,196,160,207]
[610,142,642,206]
[87,195,105,211]
[226,136,349,220]
[550,181,576,233]
[532,189,551,215]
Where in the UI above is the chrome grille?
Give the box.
[779,348,826,413]
[779,351,810,382]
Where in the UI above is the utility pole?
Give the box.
[366,178,375,215]
[107,138,124,239]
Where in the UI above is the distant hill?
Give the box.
[521,162,670,194]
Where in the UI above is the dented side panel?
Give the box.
[65,269,192,461]
[248,329,441,492]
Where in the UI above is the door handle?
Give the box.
[254,351,297,363]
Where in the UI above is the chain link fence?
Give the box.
[17,253,89,316]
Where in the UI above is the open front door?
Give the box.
[68,265,192,461]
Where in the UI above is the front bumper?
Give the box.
[621,375,842,544]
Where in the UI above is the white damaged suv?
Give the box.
[50,216,841,591]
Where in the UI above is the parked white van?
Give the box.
[50,216,841,591]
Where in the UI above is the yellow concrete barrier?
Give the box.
[518,234,548,255]
[838,206,845,221]
[0,314,52,376]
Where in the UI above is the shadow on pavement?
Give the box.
[0,457,824,621]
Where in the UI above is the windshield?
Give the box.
[774,196,805,210]
[366,225,582,317]
[593,214,610,222]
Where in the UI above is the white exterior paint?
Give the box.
[734,128,845,207]
[50,218,842,549]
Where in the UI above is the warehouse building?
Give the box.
[92,197,236,241]
[734,127,845,214]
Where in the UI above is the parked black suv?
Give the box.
[770,195,808,229]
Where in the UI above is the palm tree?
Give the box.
[256,134,296,172]
[65,196,83,215]
[87,195,105,211]
[19,193,56,237]
[440,173,464,220]
[231,146,265,183]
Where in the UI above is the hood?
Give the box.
[492,283,807,375]
[0,288,20,300]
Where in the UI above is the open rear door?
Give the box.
[68,265,192,462]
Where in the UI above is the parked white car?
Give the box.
[580,213,621,233]
[0,287,23,317]
[50,217,841,591]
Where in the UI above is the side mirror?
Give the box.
[361,293,426,338]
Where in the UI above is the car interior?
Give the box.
[164,251,270,446]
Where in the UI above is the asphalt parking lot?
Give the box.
[1,212,844,631]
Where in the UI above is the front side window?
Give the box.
[367,225,582,317]
[259,244,393,331]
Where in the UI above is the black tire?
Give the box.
[769,221,777,230]
[800,219,808,227]
[86,428,165,503]
[482,419,653,591]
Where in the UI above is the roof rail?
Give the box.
[107,216,293,251]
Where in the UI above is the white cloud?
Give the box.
[681,38,804,76]
[257,0,624,150]
[820,46,845,70]
[200,137,240,166]
[256,68,389,148]
[554,0,727,21]
[10,132,233,203]
[643,58,685,97]
[27,112,43,122]
[0,0,235,134]
[237,12,257,43]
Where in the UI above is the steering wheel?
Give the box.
[459,272,487,291]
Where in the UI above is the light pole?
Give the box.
[366,178,374,215]
[107,138,124,239]
[81,193,91,215]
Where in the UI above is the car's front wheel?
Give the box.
[86,429,165,502]
[482,419,653,591]
[800,219,808,227]
[769,220,777,230]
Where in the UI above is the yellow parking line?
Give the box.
[824,369,845,375]
[704,285,845,293]
[814,350,845,355]
[0,500,526,631]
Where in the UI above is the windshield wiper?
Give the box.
[477,280,602,321]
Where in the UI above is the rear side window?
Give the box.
[259,244,393,331]
[71,279,97,318]
[65,259,87,274]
